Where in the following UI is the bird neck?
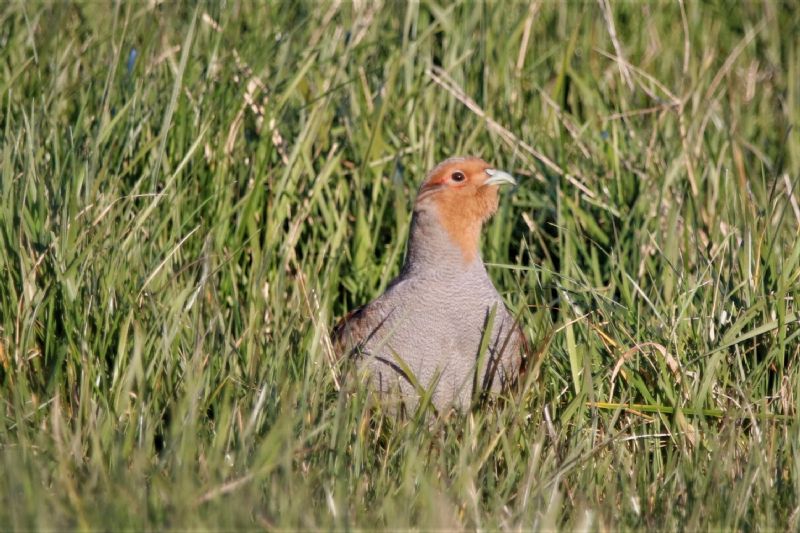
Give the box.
[402,208,484,277]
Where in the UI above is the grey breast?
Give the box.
[357,265,519,410]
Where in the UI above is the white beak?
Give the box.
[484,168,517,187]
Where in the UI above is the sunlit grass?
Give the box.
[1,1,799,529]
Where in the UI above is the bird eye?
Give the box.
[451,171,466,182]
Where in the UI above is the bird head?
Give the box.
[413,156,517,263]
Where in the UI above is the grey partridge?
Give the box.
[333,157,526,411]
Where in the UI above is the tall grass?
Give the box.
[1,1,799,529]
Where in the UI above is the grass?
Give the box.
[1,0,799,529]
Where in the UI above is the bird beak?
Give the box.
[484,168,517,187]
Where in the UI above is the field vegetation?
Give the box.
[1,1,799,529]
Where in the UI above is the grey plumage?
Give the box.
[333,157,526,411]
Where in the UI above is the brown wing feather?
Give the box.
[331,304,376,360]
[332,279,406,360]
[514,321,532,377]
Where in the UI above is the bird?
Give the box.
[332,156,527,412]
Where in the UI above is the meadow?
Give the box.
[1,0,799,529]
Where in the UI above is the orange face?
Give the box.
[415,157,517,262]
